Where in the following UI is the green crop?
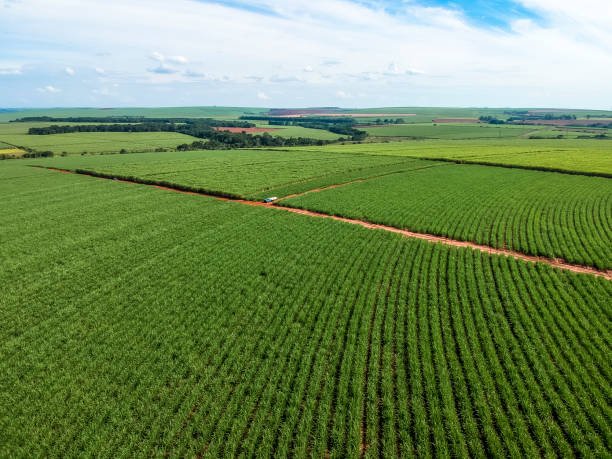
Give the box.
[361,123,535,139]
[282,164,612,269]
[27,149,430,199]
[254,124,344,140]
[1,162,610,457]
[291,138,612,176]
[0,129,199,154]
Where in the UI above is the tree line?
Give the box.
[177,131,330,150]
[16,116,254,125]
[27,118,255,135]
[240,116,368,140]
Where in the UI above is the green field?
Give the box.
[2,162,610,457]
[361,123,536,139]
[254,123,344,140]
[0,120,342,155]
[522,127,610,139]
[344,106,612,123]
[282,164,612,269]
[28,149,429,198]
[297,139,612,176]
[0,130,199,155]
[0,106,266,122]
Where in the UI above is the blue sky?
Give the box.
[1,0,611,108]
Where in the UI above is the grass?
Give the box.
[293,139,612,176]
[0,106,267,122]
[361,123,536,139]
[253,123,344,140]
[0,130,199,155]
[27,148,425,199]
[1,161,610,457]
[282,164,612,269]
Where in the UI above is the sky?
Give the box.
[1,0,611,109]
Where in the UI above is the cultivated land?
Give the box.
[28,149,431,199]
[2,163,611,457]
[0,127,199,155]
[253,124,344,140]
[1,106,611,458]
[0,106,267,123]
[361,123,536,139]
[281,164,612,269]
[297,139,612,176]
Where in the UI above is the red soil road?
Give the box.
[212,127,281,133]
[274,163,445,201]
[37,166,612,280]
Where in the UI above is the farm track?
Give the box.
[37,166,612,280]
[274,163,446,201]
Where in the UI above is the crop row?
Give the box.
[291,138,612,176]
[24,148,424,199]
[282,163,612,269]
[1,163,610,457]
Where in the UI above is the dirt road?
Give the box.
[38,166,612,280]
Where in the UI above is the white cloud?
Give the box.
[148,65,176,74]
[2,0,21,8]
[257,91,269,100]
[95,67,105,74]
[37,85,60,93]
[269,75,301,83]
[1,0,611,107]
[0,67,22,75]
[385,62,401,75]
[167,55,188,64]
[150,51,164,62]
[65,66,74,75]
[92,87,110,96]
[321,59,341,66]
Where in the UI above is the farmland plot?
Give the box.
[282,164,612,269]
[361,123,534,139]
[28,149,430,199]
[0,131,200,155]
[295,139,612,176]
[0,162,610,457]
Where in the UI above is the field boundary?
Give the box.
[33,166,612,280]
[400,156,612,179]
[275,163,448,201]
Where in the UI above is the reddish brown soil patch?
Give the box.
[212,127,280,133]
[277,208,612,280]
[276,181,365,201]
[434,118,481,123]
[39,166,612,280]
